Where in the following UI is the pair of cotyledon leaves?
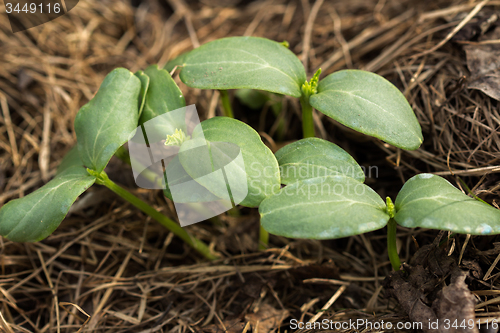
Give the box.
[167,36,423,150]
[260,137,500,239]
[0,68,144,242]
[0,68,142,242]
[0,65,280,242]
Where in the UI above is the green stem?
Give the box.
[219,90,234,118]
[227,207,240,217]
[115,146,165,188]
[114,146,223,228]
[299,68,321,138]
[92,170,217,260]
[300,97,315,138]
[387,218,401,271]
[258,224,269,250]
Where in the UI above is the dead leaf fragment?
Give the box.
[202,319,246,333]
[464,27,500,101]
[432,269,478,333]
[384,243,478,333]
[245,303,289,333]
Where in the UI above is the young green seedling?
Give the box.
[0,64,281,258]
[167,36,500,263]
[167,36,423,150]
[0,67,221,258]
[259,138,500,270]
[0,68,141,242]
[164,37,500,258]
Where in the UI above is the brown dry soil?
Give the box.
[1,0,500,332]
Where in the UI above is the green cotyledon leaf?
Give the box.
[134,70,150,116]
[275,138,365,184]
[309,70,423,150]
[179,37,306,97]
[0,148,96,242]
[179,117,281,207]
[177,139,248,205]
[75,68,141,173]
[394,173,500,235]
[259,175,390,239]
[137,65,187,146]
[163,154,222,203]
[140,64,186,125]
[57,146,84,174]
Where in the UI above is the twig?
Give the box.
[433,165,500,176]
[301,0,324,71]
[87,250,134,330]
[166,0,199,48]
[39,91,52,182]
[484,252,500,281]
[0,93,20,167]
[458,234,470,266]
[0,311,14,333]
[412,0,491,58]
[329,8,352,68]
[319,10,413,72]
[302,278,350,286]
[37,250,60,333]
[244,0,275,36]
[306,285,347,325]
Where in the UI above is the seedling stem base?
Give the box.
[220,90,234,118]
[91,170,218,260]
[387,218,401,271]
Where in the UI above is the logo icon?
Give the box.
[128,105,248,226]
[5,0,80,33]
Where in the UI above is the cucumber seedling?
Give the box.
[169,37,500,268]
[0,66,279,260]
[258,137,500,270]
